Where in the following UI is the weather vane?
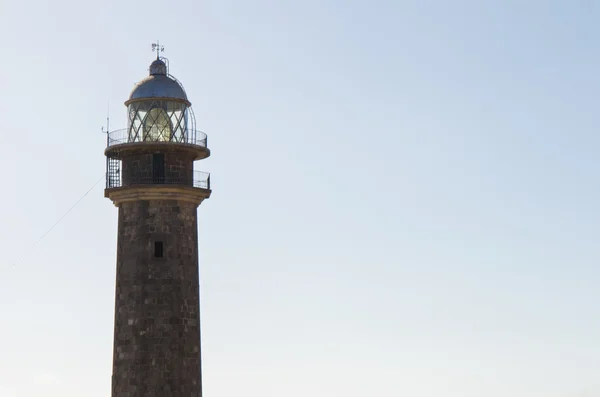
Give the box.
[152,41,165,59]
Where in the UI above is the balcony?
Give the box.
[106,169,210,190]
[105,128,210,161]
[106,128,208,148]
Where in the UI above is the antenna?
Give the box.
[152,40,165,59]
[101,102,110,150]
[101,101,110,134]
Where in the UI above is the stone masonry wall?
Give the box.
[112,198,201,397]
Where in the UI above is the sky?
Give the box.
[1,0,600,396]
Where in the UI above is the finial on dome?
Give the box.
[150,41,167,75]
[152,40,164,60]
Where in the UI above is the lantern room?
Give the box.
[104,52,210,192]
[125,59,191,143]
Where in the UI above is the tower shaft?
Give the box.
[112,198,202,397]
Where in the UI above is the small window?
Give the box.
[152,153,165,184]
[154,241,164,258]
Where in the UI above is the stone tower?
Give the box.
[104,52,211,397]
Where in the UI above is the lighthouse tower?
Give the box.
[104,46,211,397]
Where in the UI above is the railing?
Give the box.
[106,128,208,148]
[106,170,211,190]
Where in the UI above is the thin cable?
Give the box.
[10,173,106,268]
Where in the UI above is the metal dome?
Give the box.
[128,59,188,103]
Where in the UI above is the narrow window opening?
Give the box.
[152,153,165,184]
[154,241,164,258]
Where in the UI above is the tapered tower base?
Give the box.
[111,198,203,397]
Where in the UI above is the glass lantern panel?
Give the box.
[127,100,189,143]
[144,108,171,141]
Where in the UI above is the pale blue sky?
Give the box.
[0,0,599,396]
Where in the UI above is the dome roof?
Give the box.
[127,59,188,103]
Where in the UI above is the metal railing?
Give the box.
[106,128,208,148]
[106,169,210,190]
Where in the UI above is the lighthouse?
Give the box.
[104,45,211,397]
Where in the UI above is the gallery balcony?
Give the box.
[106,169,210,190]
[104,128,210,160]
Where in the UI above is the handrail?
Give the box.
[106,169,210,190]
[106,128,208,148]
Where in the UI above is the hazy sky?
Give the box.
[1,0,600,396]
